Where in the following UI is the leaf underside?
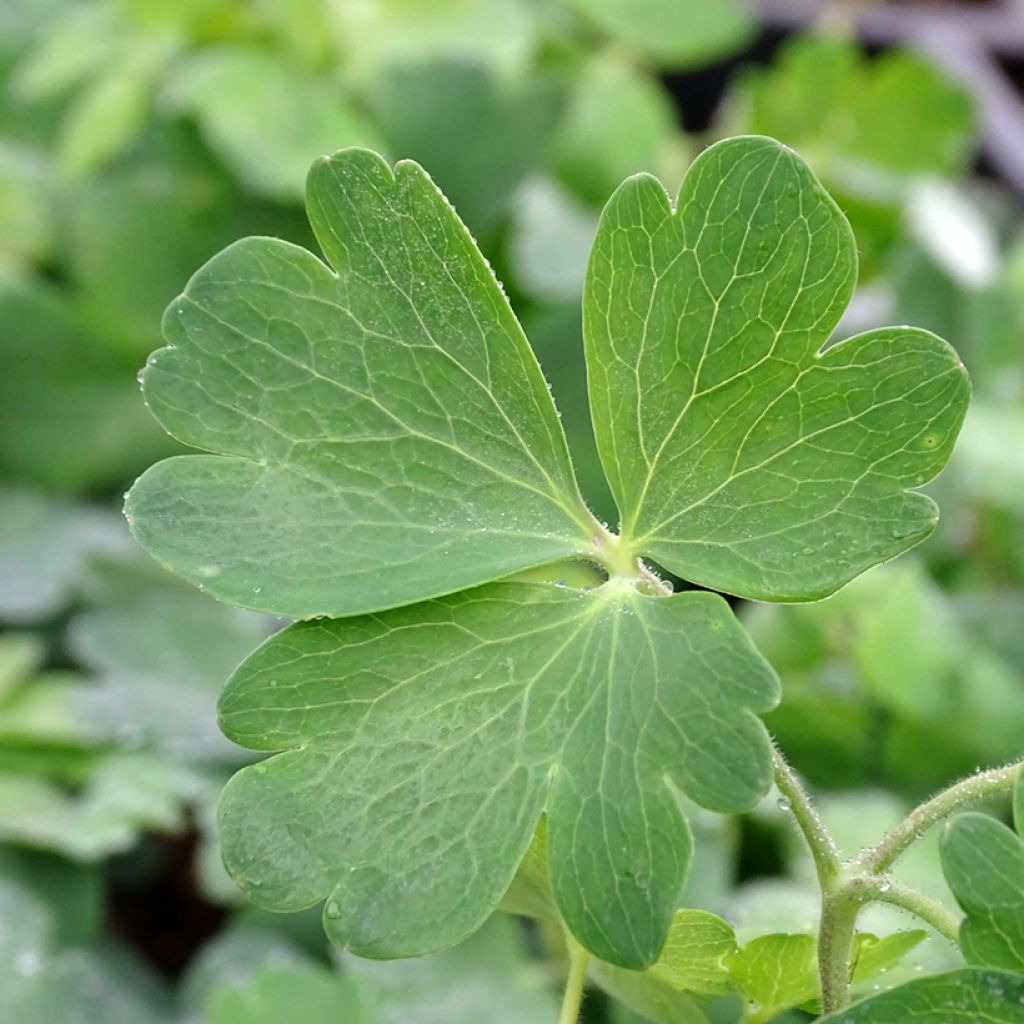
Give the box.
[218,584,777,967]
[585,136,969,600]
[127,149,591,620]
[125,136,970,968]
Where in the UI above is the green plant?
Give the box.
[121,134,1024,1021]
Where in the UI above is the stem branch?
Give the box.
[845,877,961,944]
[558,933,590,1024]
[772,743,842,888]
[858,760,1024,874]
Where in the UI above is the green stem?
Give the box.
[845,876,961,944]
[772,744,856,1012]
[858,759,1024,874]
[817,889,860,1015]
[558,933,590,1024]
[772,744,842,889]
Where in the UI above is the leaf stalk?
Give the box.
[557,932,590,1024]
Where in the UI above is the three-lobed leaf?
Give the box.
[127,149,594,619]
[126,136,970,967]
[218,584,777,967]
[585,136,969,600]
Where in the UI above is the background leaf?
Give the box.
[819,968,1024,1022]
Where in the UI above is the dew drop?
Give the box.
[777,796,792,812]
[878,877,891,893]
[252,585,262,594]
[325,900,342,919]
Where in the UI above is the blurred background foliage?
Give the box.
[1,0,1022,1020]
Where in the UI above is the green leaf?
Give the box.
[169,46,385,202]
[1016,770,1024,837]
[370,59,562,243]
[726,36,977,275]
[853,931,930,983]
[11,2,121,102]
[593,909,738,1018]
[344,914,558,1024]
[0,670,98,750]
[330,0,536,87]
[561,0,754,69]
[0,489,130,622]
[207,963,365,1024]
[699,927,926,1020]
[217,582,777,967]
[941,810,1024,971]
[748,566,1024,790]
[585,135,969,601]
[0,855,169,1022]
[7,947,172,1024]
[0,848,103,950]
[732,36,975,181]
[0,279,176,494]
[552,55,687,208]
[65,126,311,357]
[592,968,710,1024]
[0,633,44,700]
[0,753,198,860]
[127,149,595,619]
[727,933,818,1019]
[57,60,150,178]
[0,140,54,264]
[179,923,311,1014]
[645,910,738,996]
[819,968,1024,1022]
[69,590,268,763]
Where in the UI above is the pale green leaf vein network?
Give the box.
[216,582,779,969]
[126,149,596,619]
[584,135,969,601]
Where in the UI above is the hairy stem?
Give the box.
[558,933,590,1024]
[858,759,1024,874]
[773,744,855,1010]
[768,747,1016,1012]
[818,889,860,1015]
[772,744,843,888]
[846,876,961,944]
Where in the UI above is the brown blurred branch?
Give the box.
[750,0,1024,54]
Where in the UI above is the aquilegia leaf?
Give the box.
[126,136,969,969]
[585,135,969,600]
[217,584,777,967]
[126,149,595,619]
